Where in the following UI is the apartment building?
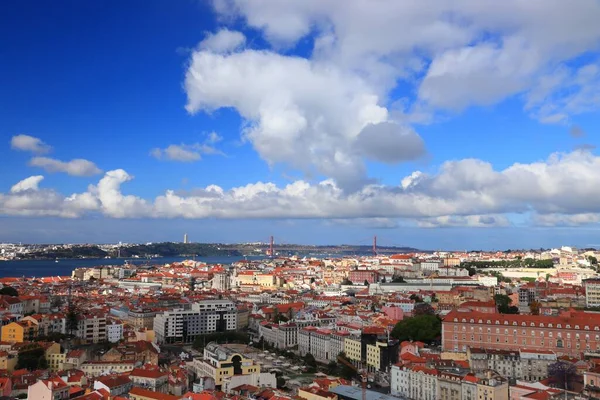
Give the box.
[585,279,600,307]
[154,300,237,344]
[391,366,508,400]
[443,308,600,357]
[468,347,557,382]
[128,308,158,329]
[77,314,106,343]
[259,322,298,349]
[81,361,136,377]
[107,321,123,343]
[212,272,231,291]
[130,365,169,393]
[0,320,38,343]
[27,376,69,400]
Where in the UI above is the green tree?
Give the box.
[16,346,45,370]
[364,280,370,286]
[494,294,519,314]
[273,314,289,323]
[66,308,79,335]
[589,256,598,266]
[0,286,18,297]
[392,276,405,283]
[276,376,286,388]
[548,361,577,390]
[37,356,49,370]
[409,294,423,303]
[341,278,353,285]
[390,315,441,343]
[413,303,435,316]
[304,353,317,372]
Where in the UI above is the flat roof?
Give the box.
[331,385,407,400]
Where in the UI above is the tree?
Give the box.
[390,315,441,343]
[392,276,405,283]
[50,296,63,309]
[304,353,317,372]
[409,294,423,303]
[548,360,578,390]
[381,277,386,283]
[413,303,435,316]
[529,300,541,316]
[273,314,289,323]
[341,278,353,285]
[589,256,598,266]
[364,280,370,286]
[0,286,18,297]
[276,376,286,388]
[16,346,45,370]
[66,307,79,335]
[494,294,519,314]
[37,356,49,370]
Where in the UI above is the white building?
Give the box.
[212,272,231,291]
[107,321,123,343]
[585,279,600,307]
[298,326,335,363]
[391,365,438,400]
[154,300,237,344]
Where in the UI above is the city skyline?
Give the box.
[3,1,600,248]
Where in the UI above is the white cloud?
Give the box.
[199,28,246,53]
[184,48,423,189]
[210,0,600,123]
[3,151,600,227]
[10,135,52,154]
[150,136,224,163]
[29,157,103,176]
[10,176,44,193]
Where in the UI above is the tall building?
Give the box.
[153,300,237,344]
[585,279,600,307]
[183,233,188,244]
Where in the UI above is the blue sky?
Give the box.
[2,1,600,249]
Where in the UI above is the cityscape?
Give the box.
[3,1,600,400]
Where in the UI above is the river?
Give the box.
[0,255,266,278]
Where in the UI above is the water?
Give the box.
[0,255,266,278]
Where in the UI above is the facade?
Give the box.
[212,272,231,291]
[585,279,600,307]
[348,270,379,284]
[130,366,169,393]
[443,308,600,357]
[81,361,136,377]
[1,320,38,343]
[77,315,107,343]
[259,322,298,349]
[154,300,237,344]
[128,309,159,329]
[391,365,438,400]
[107,321,123,343]
[27,377,69,400]
[93,375,133,397]
[192,343,261,388]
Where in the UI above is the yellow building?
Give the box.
[476,371,509,400]
[193,343,261,388]
[47,352,66,372]
[344,338,362,363]
[236,271,276,288]
[0,351,17,372]
[366,342,387,371]
[1,320,38,343]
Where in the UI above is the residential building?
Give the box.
[1,320,38,343]
[391,365,438,400]
[77,314,107,343]
[212,272,231,291]
[107,320,123,343]
[129,387,179,400]
[128,309,158,329]
[585,279,600,307]
[154,300,237,344]
[27,376,69,400]
[130,365,169,393]
[93,375,133,397]
[81,361,136,377]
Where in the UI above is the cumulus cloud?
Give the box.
[210,0,600,122]
[3,151,600,227]
[10,176,44,193]
[184,48,423,189]
[354,122,425,164]
[10,135,52,154]
[199,28,246,53]
[29,157,103,176]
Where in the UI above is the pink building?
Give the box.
[382,306,404,321]
[27,376,69,400]
[443,308,600,357]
